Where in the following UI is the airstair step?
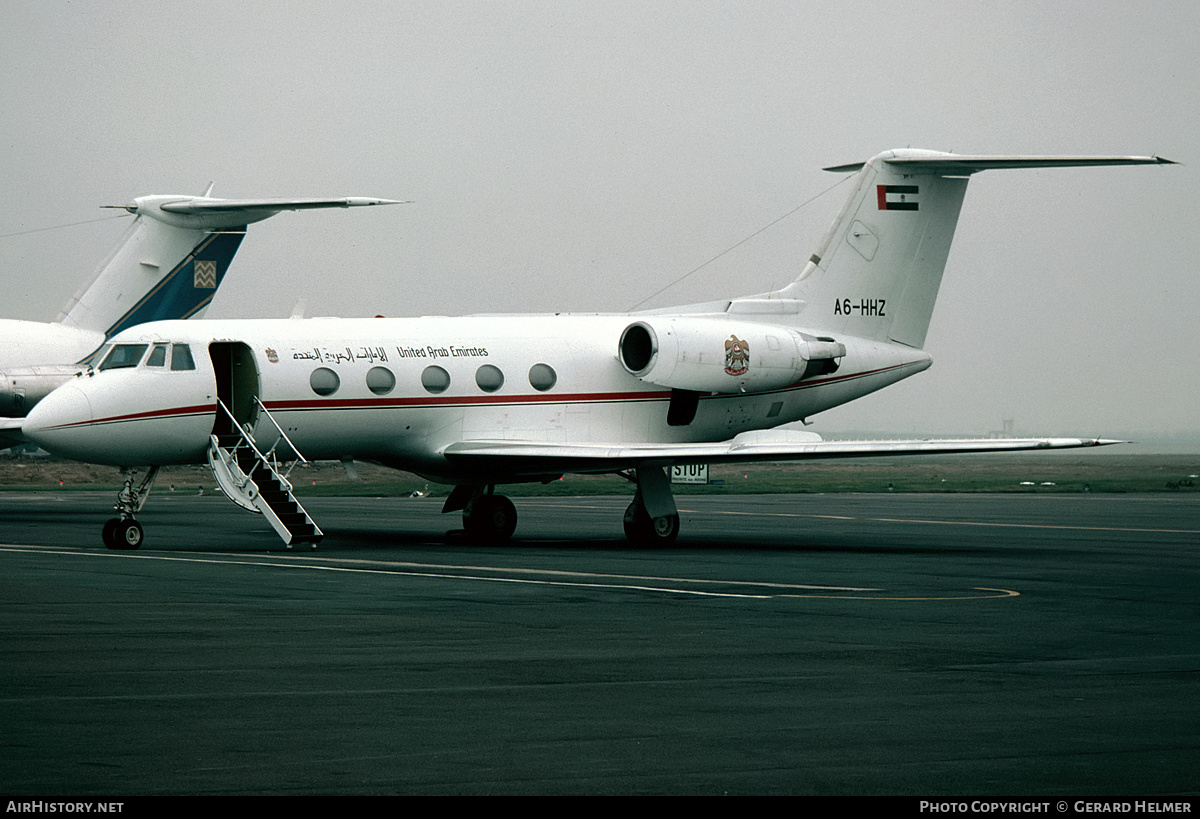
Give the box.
[209,402,323,547]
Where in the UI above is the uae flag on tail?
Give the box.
[877,184,919,211]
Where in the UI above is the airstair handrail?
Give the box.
[215,398,269,463]
[253,396,310,464]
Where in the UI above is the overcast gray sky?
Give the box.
[2,0,1196,441]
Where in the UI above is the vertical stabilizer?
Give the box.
[784,150,970,348]
[56,214,242,338]
[780,150,1173,348]
[56,194,402,339]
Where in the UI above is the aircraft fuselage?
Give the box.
[25,315,930,480]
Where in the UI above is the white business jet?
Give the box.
[0,191,399,448]
[23,149,1173,550]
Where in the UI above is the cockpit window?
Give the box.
[145,344,168,368]
[99,344,148,371]
[170,344,196,371]
[84,344,111,368]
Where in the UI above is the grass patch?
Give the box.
[3,453,1197,496]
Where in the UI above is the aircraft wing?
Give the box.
[0,417,28,450]
[442,431,1120,476]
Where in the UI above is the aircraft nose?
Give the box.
[23,384,94,454]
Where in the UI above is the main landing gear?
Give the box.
[444,466,682,546]
[621,466,680,546]
[101,467,159,550]
[622,496,680,546]
[445,485,518,543]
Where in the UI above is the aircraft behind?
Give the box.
[0,192,399,447]
[22,149,1174,549]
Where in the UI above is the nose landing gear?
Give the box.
[101,467,159,550]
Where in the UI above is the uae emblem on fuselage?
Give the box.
[724,334,749,377]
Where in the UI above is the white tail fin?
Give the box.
[56,213,243,338]
[780,150,1174,348]
[56,194,402,339]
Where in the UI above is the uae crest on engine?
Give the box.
[724,334,749,377]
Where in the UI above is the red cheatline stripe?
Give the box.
[43,404,216,430]
[265,389,672,412]
[48,362,919,428]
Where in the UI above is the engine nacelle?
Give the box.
[0,366,85,417]
[617,317,845,394]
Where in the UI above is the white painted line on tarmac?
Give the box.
[0,544,1003,601]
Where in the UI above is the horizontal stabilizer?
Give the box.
[824,152,1176,174]
[158,196,405,214]
[106,195,407,230]
[443,435,1121,476]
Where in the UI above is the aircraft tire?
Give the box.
[113,519,143,550]
[463,495,517,543]
[102,518,120,550]
[623,502,680,546]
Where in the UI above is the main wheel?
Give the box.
[463,495,518,543]
[623,502,680,546]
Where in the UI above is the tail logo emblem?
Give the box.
[877,185,919,211]
[724,335,750,377]
[193,260,218,288]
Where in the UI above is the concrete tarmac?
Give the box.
[1,491,1197,795]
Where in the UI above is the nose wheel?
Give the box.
[102,518,144,550]
[101,467,159,550]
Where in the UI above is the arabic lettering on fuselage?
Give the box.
[290,344,488,364]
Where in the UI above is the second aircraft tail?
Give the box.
[55,194,402,340]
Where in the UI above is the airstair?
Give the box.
[208,398,323,547]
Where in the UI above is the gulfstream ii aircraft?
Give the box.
[23,149,1173,550]
[0,191,398,451]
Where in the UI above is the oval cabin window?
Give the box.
[528,363,557,391]
[421,365,450,394]
[366,366,396,395]
[310,367,340,396]
[475,364,504,393]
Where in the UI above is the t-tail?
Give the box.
[774,149,1175,348]
[0,193,401,428]
[55,193,402,341]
